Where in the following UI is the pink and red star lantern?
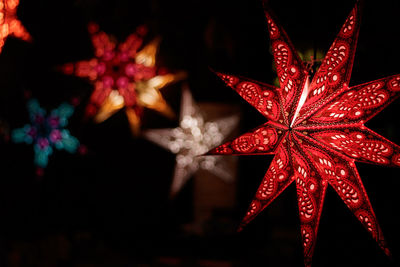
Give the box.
[209,2,400,266]
[62,23,185,134]
[0,0,31,53]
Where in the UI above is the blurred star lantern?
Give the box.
[144,87,239,197]
[61,23,185,135]
[0,0,32,52]
[209,2,400,266]
[12,99,80,175]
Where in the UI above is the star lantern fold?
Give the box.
[12,99,80,175]
[0,0,31,53]
[208,2,400,266]
[61,23,186,135]
[144,87,239,197]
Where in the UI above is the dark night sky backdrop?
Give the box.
[0,0,399,266]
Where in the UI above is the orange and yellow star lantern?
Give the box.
[0,0,31,53]
[61,23,185,135]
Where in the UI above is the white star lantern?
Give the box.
[144,86,239,197]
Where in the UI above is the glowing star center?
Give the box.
[112,64,121,73]
[291,76,310,128]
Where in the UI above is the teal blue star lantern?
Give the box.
[12,99,80,174]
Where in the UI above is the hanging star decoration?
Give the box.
[12,99,80,174]
[0,0,31,53]
[208,2,400,266]
[144,87,239,197]
[61,23,185,135]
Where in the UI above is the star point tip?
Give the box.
[385,248,392,258]
[168,190,179,200]
[208,66,216,73]
[203,148,215,156]
[261,0,269,8]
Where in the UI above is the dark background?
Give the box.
[0,0,399,266]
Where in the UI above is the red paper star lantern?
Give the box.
[209,2,399,266]
[61,23,185,134]
[0,0,31,52]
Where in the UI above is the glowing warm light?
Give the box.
[136,72,186,118]
[135,37,160,67]
[209,2,398,266]
[144,87,239,197]
[12,99,80,173]
[0,0,31,53]
[94,90,125,123]
[291,75,310,127]
[61,23,184,134]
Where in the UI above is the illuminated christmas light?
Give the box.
[144,87,239,197]
[61,23,185,135]
[209,2,399,266]
[0,0,31,53]
[12,99,80,174]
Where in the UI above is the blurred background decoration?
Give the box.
[144,85,240,198]
[60,22,186,135]
[0,0,31,53]
[0,0,399,267]
[11,98,80,176]
[144,85,240,235]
